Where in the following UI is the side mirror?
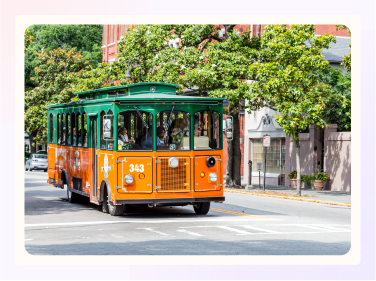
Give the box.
[103,115,113,140]
[225,116,233,141]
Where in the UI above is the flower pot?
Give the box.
[313,180,325,190]
[290,179,302,189]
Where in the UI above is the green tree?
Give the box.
[247,24,345,196]
[25,48,90,153]
[24,29,34,53]
[336,24,351,71]
[25,25,102,91]
[74,24,262,187]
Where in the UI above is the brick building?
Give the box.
[101,24,350,180]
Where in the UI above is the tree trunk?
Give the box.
[29,131,37,154]
[295,132,301,196]
[232,112,241,187]
[225,107,241,188]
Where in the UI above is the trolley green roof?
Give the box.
[47,82,225,109]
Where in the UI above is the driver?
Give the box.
[171,118,189,144]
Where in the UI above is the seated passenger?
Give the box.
[156,126,165,146]
[141,127,153,150]
[171,118,189,144]
[118,126,134,146]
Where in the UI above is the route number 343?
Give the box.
[129,164,144,172]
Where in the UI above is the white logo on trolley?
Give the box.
[101,154,111,178]
[129,164,144,172]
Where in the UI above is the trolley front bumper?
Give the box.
[115,196,225,205]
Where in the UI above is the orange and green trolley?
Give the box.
[46,82,225,216]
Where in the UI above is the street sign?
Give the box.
[263,135,270,147]
[256,162,262,171]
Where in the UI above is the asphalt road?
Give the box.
[25,170,351,255]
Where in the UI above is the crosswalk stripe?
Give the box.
[217,226,252,235]
[240,225,280,233]
[136,228,170,236]
[176,229,203,236]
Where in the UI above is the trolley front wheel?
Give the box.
[193,202,210,215]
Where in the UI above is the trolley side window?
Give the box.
[156,110,190,151]
[57,114,60,144]
[67,113,71,146]
[100,110,114,150]
[117,110,153,151]
[49,113,54,143]
[194,110,220,150]
[61,113,66,145]
[77,112,82,146]
[83,112,87,147]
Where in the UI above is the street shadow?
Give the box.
[25,238,351,256]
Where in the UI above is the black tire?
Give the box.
[102,190,109,213]
[193,202,211,215]
[109,203,124,216]
[25,165,28,171]
[67,187,78,203]
[44,169,47,172]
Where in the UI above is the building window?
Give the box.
[251,139,281,174]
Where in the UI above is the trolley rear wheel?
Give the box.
[67,187,78,203]
[193,202,210,215]
[109,203,125,216]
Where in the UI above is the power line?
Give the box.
[25,58,103,62]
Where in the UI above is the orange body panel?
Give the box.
[47,144,223,205]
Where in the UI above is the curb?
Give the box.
[224,188,351,208]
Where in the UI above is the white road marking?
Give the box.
[309,225,350,232]
[217,226,252,235]
[25,218,279,228]
[137,228,170,236]
[176,229,204,236]
[240,225,280,233]
[292,224,347,232]
[25,239,34,241]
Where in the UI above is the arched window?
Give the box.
[61,113,66,145]
[156,110,190,151]
[57,114,60,144]
[83,112,87,147]
[117,110,153,151]
[194,110,221,150]
[67,113,71,146]
[77,112,82,146]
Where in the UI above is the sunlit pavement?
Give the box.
[25,171,351,255]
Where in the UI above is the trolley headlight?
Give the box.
[209,173,218,182]
[124,174,134,184]
[168,157,179,168]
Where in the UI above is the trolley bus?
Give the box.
[46,82,226,216]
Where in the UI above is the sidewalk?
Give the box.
[223,180,351,207]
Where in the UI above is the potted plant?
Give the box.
[287,170,302,189]
[312,168,329,190]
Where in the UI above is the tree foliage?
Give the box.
[74,24,262,186]
[25,48,91,145]
[336,24,351,71]
[25,25,102,91]
[246,24,345,195]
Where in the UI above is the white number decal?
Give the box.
[129,164,144,172]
